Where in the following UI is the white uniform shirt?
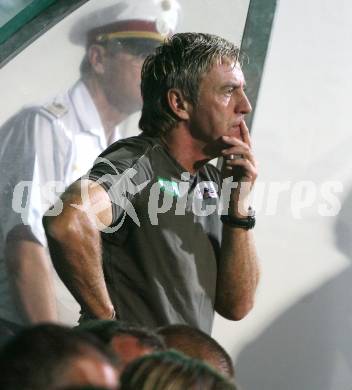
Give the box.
[0,80,139,324]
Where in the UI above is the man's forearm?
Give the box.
[6,238,58,323]
[215,226,259,320]
[43,202,114,319]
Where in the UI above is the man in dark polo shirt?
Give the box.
[44,33,260,333]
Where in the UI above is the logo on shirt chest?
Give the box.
[157,177,218,200]
[157,177,180,197]
[194,181,218,200]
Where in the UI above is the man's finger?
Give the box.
[221,136,249,150]
[225,157,258,179]
[222,148,256,166]
[240,120,252,148]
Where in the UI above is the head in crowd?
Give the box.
[139,32,241,136]
[0,324,118,390]
[76,320,165,370]
[157,324,235,379]
[59,387,112,390]
[71,0,180,116]
[119,350,237,390]
[0,321,16,348]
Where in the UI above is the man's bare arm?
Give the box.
[5,228,58,323]
[215,120,260,320]
[43,179,115,319]
[215,226,259,320]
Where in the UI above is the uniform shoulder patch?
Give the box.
[42,101,68,119]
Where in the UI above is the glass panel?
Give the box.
[0,0,34,28]
[223,1,352,389]
[0,0,250,330]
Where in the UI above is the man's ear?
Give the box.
[88,45,107,75]
[167,89,192,120]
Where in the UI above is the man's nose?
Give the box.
[239,91,252,114]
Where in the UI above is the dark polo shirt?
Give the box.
[88,134,222,333]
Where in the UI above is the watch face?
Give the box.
[247,216,256,229]
[248,206,256,217]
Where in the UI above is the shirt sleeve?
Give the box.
[0,109,69,246]
[86,153,145,228]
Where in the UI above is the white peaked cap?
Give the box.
[70,0,181,46]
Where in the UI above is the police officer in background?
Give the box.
[0,0,180,332]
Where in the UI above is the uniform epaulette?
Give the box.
[42,101,68,119]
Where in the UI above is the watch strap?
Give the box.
[221,209,256,230]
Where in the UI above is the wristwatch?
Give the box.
[221,207,256,230]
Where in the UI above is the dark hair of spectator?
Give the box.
[157,323,235,379]
[76,319,165,351]
[0,323,116,390]
[139,32,241,137]
[59,387,112,390]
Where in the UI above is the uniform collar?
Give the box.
[69,80,113,150]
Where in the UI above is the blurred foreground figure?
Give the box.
[158,324,235,379]
[44,33,259,333]
[77,320,165,371]
[119,350,237,390]
[0,324,118,390]
[0,0,180,330]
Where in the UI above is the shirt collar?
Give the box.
[69,80,108,149]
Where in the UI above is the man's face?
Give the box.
[102,50,145,114]
[188,60,252,153]
[56,348,118,389]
